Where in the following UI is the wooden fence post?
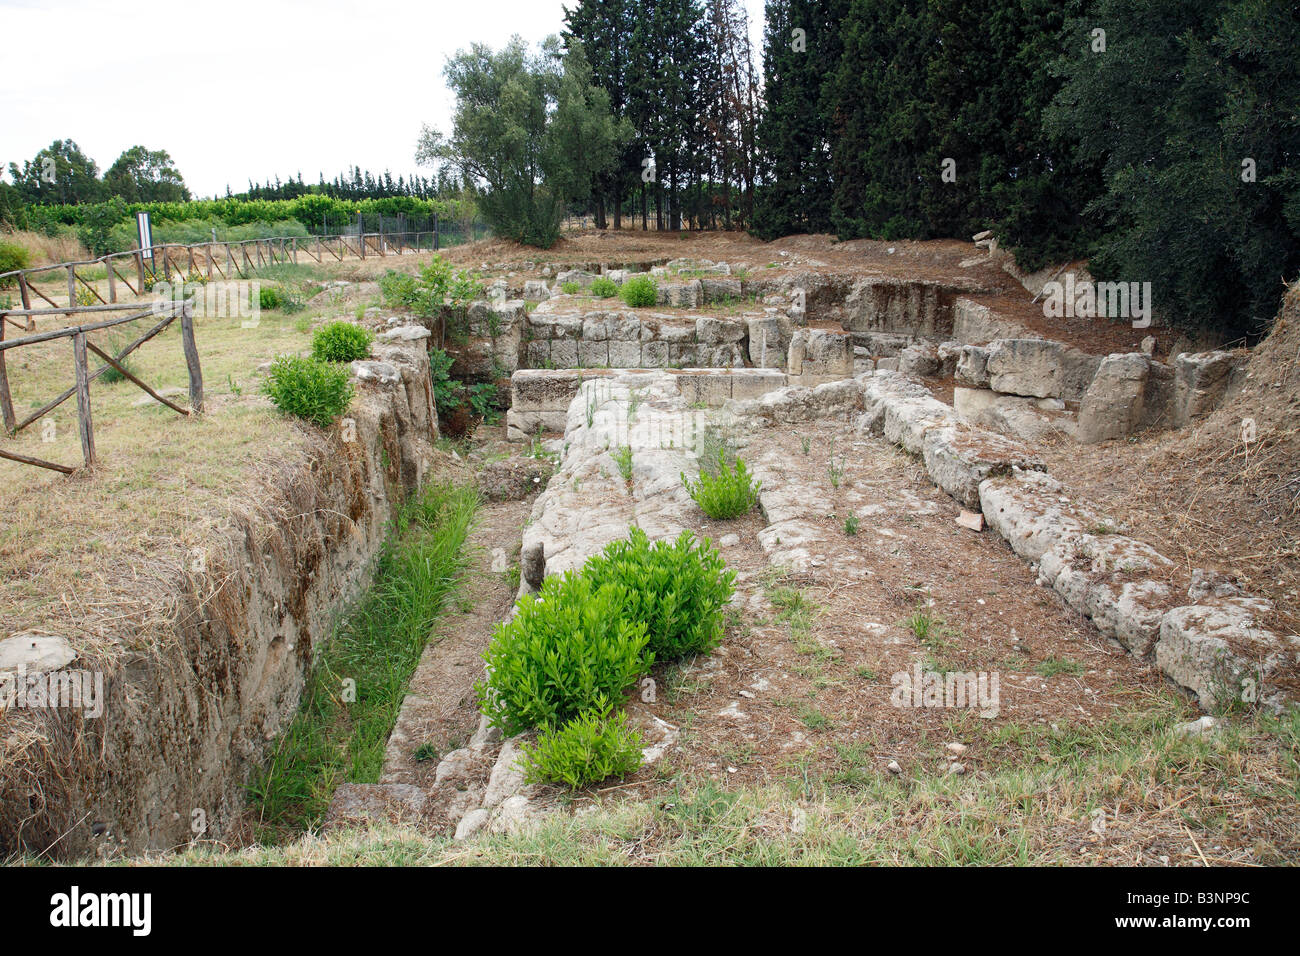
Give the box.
[180,301,203,415]
[72,330,96,468]
[105,257,117,302]
[136,251,146,293]
[67,265,77,308]
[0,318,15,434]
[18,273,32,313]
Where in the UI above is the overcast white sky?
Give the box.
[0,0,767,198]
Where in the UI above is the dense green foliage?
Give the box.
[590,276,618,297]
[429,347,500,426]
[312,321,373,363]
[583,528,736,659]
[0,242,30,282]
[478,572,652,736]
[682,451,762,519]
[620,274,658,307]
[262,356,355,427]
[1044,0,1300,338]
[561,0,760,230]
[751,0,846,238]
[423,38,629,247]
[518,708,644,789]
[378,257,481,320]
[747,0,1298,336]
[479,525,738,786]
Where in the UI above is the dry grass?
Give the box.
[107,694,1300,866]
[1,228,90,268]
[1044,282,1300,641]
[0,305,338,662]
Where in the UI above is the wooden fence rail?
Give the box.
[0,222,445,329]
[0,298,197,474]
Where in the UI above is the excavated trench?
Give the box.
[0,338,441,859]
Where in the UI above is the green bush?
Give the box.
[620,275,658,308]
[467,381,499,423]
[560,280,581,295]
[429,347,500,424]
[262,355,354,427]
[258,285,284,310]
[312,321,373,363]
[590,276,617,298]
[519,708,643,789]
[378,269,418,308]
[478,572,651,736]
[583,527,736,660]
[0,242,30,285]
[682,451,762,519]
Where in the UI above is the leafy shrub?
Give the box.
[378,269,419,308]
[590,276,617,298]
[429,347,499,425]
[377,258,481,342]
[467,381,499,423]
[258,285,284,310]
[682,451,762,519]
[560,280,581,295]
[312,321,373,363]
[519,708,643,789]
[583,527,736,660]
[429,347,460,412]
[0,242,30,285]
[620,275,658,308]
[262,355,354,427]
[478,572,651,736]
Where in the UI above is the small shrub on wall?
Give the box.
[262,355,354,427]
[312,321,373,363]
[620,275,657,308]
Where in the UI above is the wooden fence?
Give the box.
[0,223,446,326]
[0,298,198,474]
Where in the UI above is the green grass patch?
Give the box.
[247,483,477,841]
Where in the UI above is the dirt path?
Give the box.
[379,497,530,790]
[621,417,1161,791]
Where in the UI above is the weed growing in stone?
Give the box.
[583,527,735,660]
[478,572,651,736]
[312,320,373,363]
[682,450,761,519]
[621,274,658,308]
[613,444,634,482]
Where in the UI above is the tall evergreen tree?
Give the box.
[1045,0,1300,338]
[753,0,845,239]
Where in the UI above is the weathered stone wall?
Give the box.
[506,367,787,441]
